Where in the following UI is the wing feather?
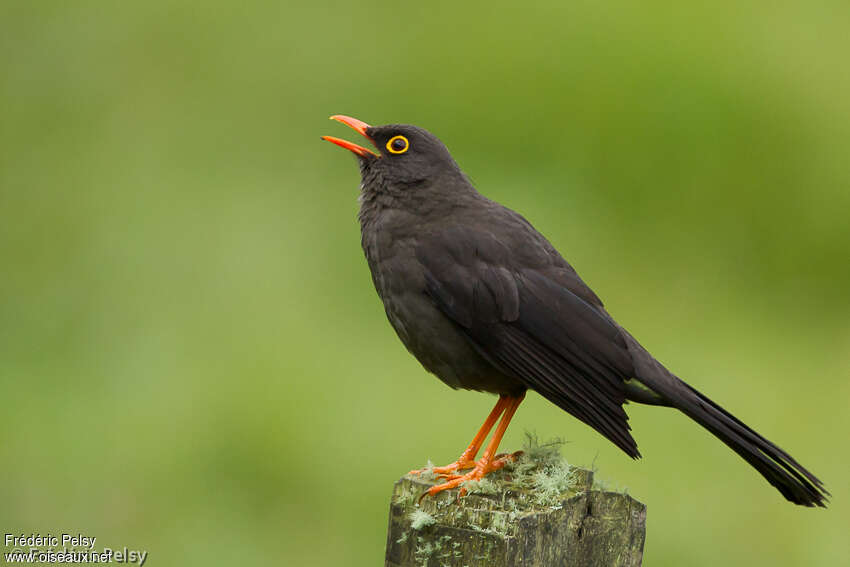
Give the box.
[416,227,639,457]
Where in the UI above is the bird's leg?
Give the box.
[409,395,509,476]
[424,393,525,498]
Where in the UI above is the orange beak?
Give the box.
[322,115,379,158]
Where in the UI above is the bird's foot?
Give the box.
[408,459,477,477]
[436,451,523,480]
[421,451,523,500]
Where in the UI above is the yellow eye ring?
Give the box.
[386,135,409,154]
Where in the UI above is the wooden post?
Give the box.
[384,441,646,567]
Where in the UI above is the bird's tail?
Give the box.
[620,329,829,507]
[669,379,827,507]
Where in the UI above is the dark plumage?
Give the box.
[323,115,828,507]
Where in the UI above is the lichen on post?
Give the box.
[385,436,646,567]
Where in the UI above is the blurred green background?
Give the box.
[2,2,848,565]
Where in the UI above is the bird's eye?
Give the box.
[387,135,409,154]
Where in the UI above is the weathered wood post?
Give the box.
[385,438,646,567]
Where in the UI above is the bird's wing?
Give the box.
[415,224,640,457]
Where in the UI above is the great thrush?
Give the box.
[322,115,827,507]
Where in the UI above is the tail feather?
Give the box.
[676,381,828,507]
[620,327,828,507]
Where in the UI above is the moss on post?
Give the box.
[385,437,646,567]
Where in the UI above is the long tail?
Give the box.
[671,380,827,506]
[620,328,829,507]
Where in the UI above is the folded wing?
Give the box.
[416,225,640,457]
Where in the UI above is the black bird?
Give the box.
[322,115,828,506]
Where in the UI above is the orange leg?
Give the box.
[409,395,510,476]
[425,392,526,498]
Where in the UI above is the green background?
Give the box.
[2,2,848,565]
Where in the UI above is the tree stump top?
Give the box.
[385,437,646,567]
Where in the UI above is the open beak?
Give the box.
[322,115,379,158]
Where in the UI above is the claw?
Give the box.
[437,473,463,481]
[411,393,526,502]
[426,448,524,497]
[433,460,477,474]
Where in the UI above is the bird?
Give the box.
[322,114,828,507]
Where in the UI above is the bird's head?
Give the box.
[322,115,466,194]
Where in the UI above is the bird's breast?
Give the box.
[358,209,520,394]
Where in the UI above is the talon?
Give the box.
[410,459,476,478]
[426,459,502,497]
[437,473,463,481]
[432,460,476,475]
[489,450,524,472]
[415,394,525,501]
